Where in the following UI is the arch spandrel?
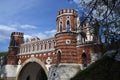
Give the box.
[16,57,48,80]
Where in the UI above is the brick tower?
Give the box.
[7,32,24,64]
[55,9,78,63]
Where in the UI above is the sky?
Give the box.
[0,0,79,52]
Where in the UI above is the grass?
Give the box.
[71,56,120,80]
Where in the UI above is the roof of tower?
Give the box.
[57,8,78,18]
[11,32,24,36]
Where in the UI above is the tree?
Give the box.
[0,52,7,65]
[68,0,120,44]
[0,52,7,56]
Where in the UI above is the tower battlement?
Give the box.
[11,32,24,37]
[57,8,77,18]
[56,9,78,33]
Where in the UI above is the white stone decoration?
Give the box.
[53,52,55,55]
[36,54,38,57]
[18,59,21,65]
[83,50,85,53]
[66,39,71,45]
[48,53,51,55]
[31,54,34,57]
[39,54,41,56]
[46,57,52,64]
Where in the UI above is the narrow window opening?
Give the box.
[66,21,71,31]
[59,22,62,32]
[41,45,43,50]
[45,44,46,49]
[49,43,51,49]
[82,52,87,67]
[57,50,61,64]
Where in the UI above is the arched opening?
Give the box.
[26,76,30,80]
[57,50,62,64]
[82,52,87,67]
[80,32,87,44]
[66,20,71,31]
[18,62,47,80]
[59,22,62,32]
[16,57,48,80]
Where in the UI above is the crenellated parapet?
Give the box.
[57,9,77,18]
[10,32,24,47]
[11,32,23,36]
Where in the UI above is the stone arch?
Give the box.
[82,52,87,67]
[56,49,62,64]
[57,49,62,54]
[16,57,48,80]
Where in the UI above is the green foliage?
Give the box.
[0,52,8,56]
[69,0,120,43]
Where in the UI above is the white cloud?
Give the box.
[36,33,49,39]
[0,25,17,42]
[0,23,38,42]
[24,32,47,41]
[0,23,55,50]
[24,29,56,41]
[9,23,37,29]
[20,24,37,29]
[33,29,56,39]
[0,25,17,31]
[24,35,32,39]
[45,29,56,36]
[73,0,81,4]
[24,34,32,42]
[24,33,48,42]
[73,0,92,5]
[45,29,56,34]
